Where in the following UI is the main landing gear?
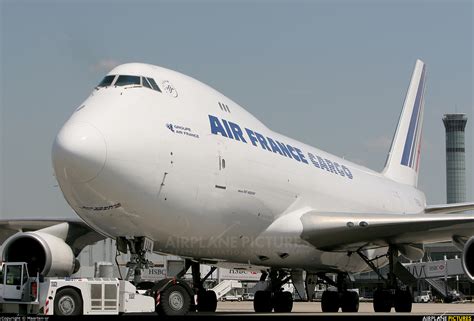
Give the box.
[318,273,359,312]
[253,270,294,312]
[357,245,413,312]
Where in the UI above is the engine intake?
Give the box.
[2,231,77,277]
[462,236,474,281]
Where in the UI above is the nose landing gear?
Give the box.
[118,238,215,316]
[117,237,154,285]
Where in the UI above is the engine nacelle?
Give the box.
[462,236,474,281]
[2,231,78,277]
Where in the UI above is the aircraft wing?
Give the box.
[300,204,474,254]
[424,202,474,214]
[0,218,106,255]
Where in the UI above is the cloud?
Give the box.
[90,59,120,72]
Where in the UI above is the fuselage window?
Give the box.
[147,78,162,92]
[115,75,141,86]
[97,75,116,88]
[142,77,152,89]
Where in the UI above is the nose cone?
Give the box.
[52,122,107,183]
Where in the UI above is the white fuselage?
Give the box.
[52,63,426,274]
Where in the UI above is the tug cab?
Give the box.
[0,262,37,302]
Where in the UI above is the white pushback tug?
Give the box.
[0,261,155,315]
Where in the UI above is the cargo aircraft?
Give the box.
[1,59,474,315]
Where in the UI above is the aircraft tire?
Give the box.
[197,290,218,312]
[273,291,293,312]
[341,291,359,312]
[321,291,339,312]
[373,289,392,312]
[254,291,273,312]
[394,289,412,312]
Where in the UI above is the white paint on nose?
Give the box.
[52,122,106,183]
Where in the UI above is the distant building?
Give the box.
[442,113,468,203]
[420,113,472,299]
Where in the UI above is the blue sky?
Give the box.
[1,0,472,219]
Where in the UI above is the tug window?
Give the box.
[97,75,116,87]
[115,75,141,86]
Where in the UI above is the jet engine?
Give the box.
[462,236,474,281]
[2,231,79,277]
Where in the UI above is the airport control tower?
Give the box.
[443,113,468,203]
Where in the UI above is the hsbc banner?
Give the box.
[219,269,262,281]
[141,267,168,281]
[139,267,262,281]
[404,259,464,279]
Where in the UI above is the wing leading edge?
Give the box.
[300,208,474,253]
[424,202,474,214]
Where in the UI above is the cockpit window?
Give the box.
[142,77,152,89]
[147,78,162,92]
[97,75,116,88]
[115,75,141,86]
[96,74,163,93]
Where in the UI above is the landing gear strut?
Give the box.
[253,270,293,312]
[357,245,412,312]
[319,273,359,312]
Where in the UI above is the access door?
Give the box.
[214,139,228,190]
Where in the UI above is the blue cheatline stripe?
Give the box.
[409,94,425,169]
[409,91,424,168]
[401,65,426,167]
[409,66,426,167]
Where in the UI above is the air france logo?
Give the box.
[209,115,353,180]
[166,123,175,132]
[167,123,199,139]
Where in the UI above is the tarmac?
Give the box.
[215,301,474,314]
[53,301,473,319]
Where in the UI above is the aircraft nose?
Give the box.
[52,122,107,183]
